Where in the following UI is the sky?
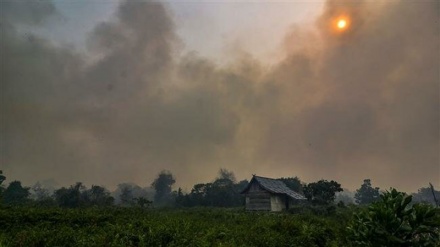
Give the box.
[1,0,439,193]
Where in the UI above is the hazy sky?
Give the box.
[30,0,324,63]
[1,0,438,192]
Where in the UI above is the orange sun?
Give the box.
[334,16,350,32]
[337,19,347,29]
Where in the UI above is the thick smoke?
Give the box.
[1,0,438,192]
[259,0,439,190]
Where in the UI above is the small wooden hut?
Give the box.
[241,175,306,211]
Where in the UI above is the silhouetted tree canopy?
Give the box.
[175,169,247,207]
[54,182,86,208]
[303,180,343,204]
[354,179,380,205]
[217,168,236,183]
[54,183,113,208]
[3,180,30,205]
[412,186,440,206]
[85,185,114,206]
[278,177,303,193]
[152,170,176,205]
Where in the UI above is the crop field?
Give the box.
[0,207,351,247]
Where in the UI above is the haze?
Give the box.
[1,0,439,192]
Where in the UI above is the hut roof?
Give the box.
[241,175,306,200]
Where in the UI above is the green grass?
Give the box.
[0,206,352,247]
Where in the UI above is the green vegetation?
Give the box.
[1,169,439,247]
[303,180,343,205]
[2,181,31,206]
[349,189,440,247]
[2,190,438,247]
[0,206,353,247]
[151,170,176,206]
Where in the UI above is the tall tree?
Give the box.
[217,168,236,183]
[278,177,303,193]
[3,180,30,205]
[151,170,175,205]
[354,179,380,205]
[303,180,343,204]
[54,182,86,208]
[85,185,114,206]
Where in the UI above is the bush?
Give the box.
[348,188,440,247]
[288,204,338,216]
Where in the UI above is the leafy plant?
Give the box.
[348,188,440,247]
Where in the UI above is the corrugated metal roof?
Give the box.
[248,176,306,200]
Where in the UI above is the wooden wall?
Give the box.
[245,182,271,211]
[270,195,286,212]
[244,181,302,211]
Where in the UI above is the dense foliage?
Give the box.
[349,189,440,247]
[1,169,439,246]
[174,169,248,208]
[175,179,247,208]
[354,179,380,205]
[151,170,176,205]
[278,177,303,194]
[303,180,343,204]
[2,181,31,205]
[0,206,353,247]
[54,183,114,208]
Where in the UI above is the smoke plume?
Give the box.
[1,0,438,192]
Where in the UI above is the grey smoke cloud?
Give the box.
[1,1,57,25]
[259,0,439,190]
[1,0,438,192]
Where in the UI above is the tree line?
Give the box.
[0,169,438,208]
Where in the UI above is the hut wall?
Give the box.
[245,182,271,211]
[270,195,285,212]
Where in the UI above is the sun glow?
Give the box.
[333,16,350,32]
[337,19,347,29]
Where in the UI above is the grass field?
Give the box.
[0,206,352,247]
